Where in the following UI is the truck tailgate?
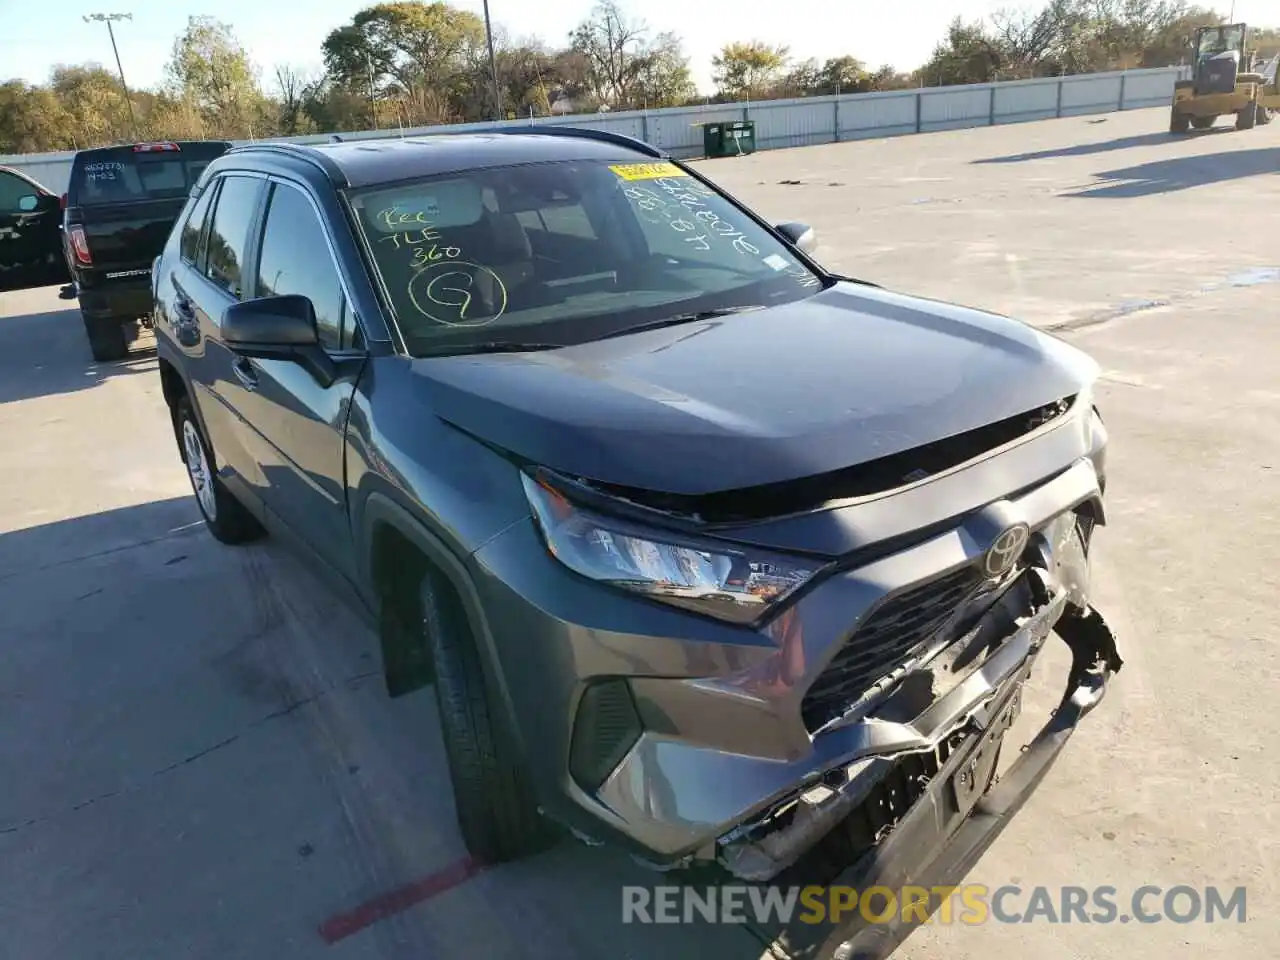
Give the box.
[76,197,188,273]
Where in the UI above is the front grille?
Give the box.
[801,564,985,731]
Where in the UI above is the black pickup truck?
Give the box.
[63,140,231,361]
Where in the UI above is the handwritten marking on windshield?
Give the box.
[379,228,464,267]
[620,177,761,257]
[408,261,507,327]
[377,206,438,230]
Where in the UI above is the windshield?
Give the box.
[347,158,827,356]
[1198,25,1244,57]
[69,143,228,205]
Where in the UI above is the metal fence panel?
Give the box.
[1,67,1184,193]
[1059,74,1124,116]
[921,86,993,131]
[994,80,1060,122]
[750,96,839,150]
[838,92,918,139]
[1121,69,1182,108]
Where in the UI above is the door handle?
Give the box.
[173,295,195,322]
[232,356,259,390]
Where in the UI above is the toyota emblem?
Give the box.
[982,523,1030,579]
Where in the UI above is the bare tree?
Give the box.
[569,0,647,105]
[274,64,318,134]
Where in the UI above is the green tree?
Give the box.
[0,81,75,152]
[322,2,487,125]
[164,15,267,138]
[918,18,1005,85]
[47,65,134,146]
[712,41,790,99]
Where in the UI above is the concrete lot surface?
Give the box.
[1,105,1277,959]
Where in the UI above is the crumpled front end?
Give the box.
[576,456,1120,873]
[714,556,1122,883]
[468,386,1118,874]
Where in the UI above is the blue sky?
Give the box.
[0,0,1259,94]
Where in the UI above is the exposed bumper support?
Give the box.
[758,604,1122,960]
[718,569,1073,882]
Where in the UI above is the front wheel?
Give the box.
[1169,107,1191,134]
[174,396,265,545]
[1236,101,1258,130]
[422,575,557,863]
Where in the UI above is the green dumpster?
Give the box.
[702,120,756,158]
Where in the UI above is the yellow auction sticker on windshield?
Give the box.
[609,162,688,181]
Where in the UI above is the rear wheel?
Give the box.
[1190,115,1215,129]
[1236,101,1258,130]
[82,313,128,362]
[174,396,265,545]
[1258,106,1272,126]
[421,574,557,864]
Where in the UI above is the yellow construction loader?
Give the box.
[1169,23,1280,133]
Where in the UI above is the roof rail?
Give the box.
[456,124,665,158]
[225,141,349,187]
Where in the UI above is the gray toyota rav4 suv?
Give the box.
[150,127,1121,957]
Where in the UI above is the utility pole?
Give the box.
[482,0,502,121]
[365,51,378,129]
[84,13,138,138]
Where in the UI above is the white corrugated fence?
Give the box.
[1,67,1186,194]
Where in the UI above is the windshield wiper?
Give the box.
[598,305,765,341]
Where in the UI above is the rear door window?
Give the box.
[70,143,228,206]
[203,176,265,299]
[180,187,216,267]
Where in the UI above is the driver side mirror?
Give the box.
[222,294,336,387]
[775,221,818,255]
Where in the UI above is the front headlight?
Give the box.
[522,473,819,625]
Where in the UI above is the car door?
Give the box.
[0,167,64,290]
[172,172,272,512]
[223,178,366,579]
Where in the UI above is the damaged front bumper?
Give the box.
[763,600,1122,960]
[717,566,1121,883]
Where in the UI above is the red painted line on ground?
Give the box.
[318,855,488,944]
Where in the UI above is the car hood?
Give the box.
[412,282,1099,496]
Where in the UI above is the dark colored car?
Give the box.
[0,164,68,292]
[150,129,1122,958]
[63,139,230,360]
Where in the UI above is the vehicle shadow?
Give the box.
[0,300,156,406]
[0,497,775,960]
[972,130,1226,164]
[1065,147,1280,198]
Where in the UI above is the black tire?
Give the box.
[421,575,556,864]
[1258,106,1272,126]
[1169,108,1191,134]
[173,395,265,545]
[1190,115,1215,129]
[1236,101,1258,130]
[83,312,128,362]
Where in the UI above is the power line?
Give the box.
[83,12,139,139]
